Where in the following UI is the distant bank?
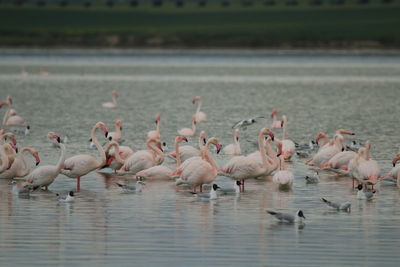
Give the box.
[1,1,399,48]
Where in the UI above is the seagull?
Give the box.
[57,191,74,202]
[356,184,375,200]
[232,116,264,130]
[347,140,363,152]
[305,172,319,184]
[321,198,351,211]
[219,181,241,195]
[116,181,145,192]
[12,125,30,136]
[191,184,220,200]
[267,210,306,223]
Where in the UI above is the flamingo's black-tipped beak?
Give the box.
[105,132,108,138]
[57,137,61,143]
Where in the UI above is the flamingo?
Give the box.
[103,141,134,172]
[354,141,380,185]
[169,130,206,163]
[279,115,295,160]
[316,129,354,151]
[272,155,294,190]
[25,132,66,190]
[0,143,15,173]
[0,96,28,127]
[306,134,345,167]
[108,119,123,142]
[61,121,109,191]
[222,129,241,155]
[147,114,161,140]
[218,128,275,192]
[382,153,400,188]
[320,151,356,170]
[117,138,164,175]
[135,136,188,180]
[175,137,222,192]
[0,147,40,179]
[178,115,197,136]
[271,109,283,129]
[102,90,118,108]
[192,96,206,123]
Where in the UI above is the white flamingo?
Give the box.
[0,96,28,127]
[271,109,283,129]
[147,114,161,140]
[108,119,123,142]
[178,115,197,136]
[192,96,206,123]
[0,147,40,179]
[61,122,109,191]
[169,130,206,163]
[102,90,119,108]
[222,129,241,155]
[273,155,294,190]
[279,115,295,160]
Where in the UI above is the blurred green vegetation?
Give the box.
[0,0,399,48]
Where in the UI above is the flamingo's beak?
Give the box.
[34,153,40,166]
[57,137,61,143]
[393,157,399,167]
[0,101,8,108]
[268,131,275,141]
[215,143,222,154]
[281,120,284,127]
[183,137,188,142]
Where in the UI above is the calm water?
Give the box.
[0,49,400,266]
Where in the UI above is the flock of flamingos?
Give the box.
[1,91,399,217]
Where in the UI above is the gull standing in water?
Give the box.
[321,198,351,211]
[267,210,306,224]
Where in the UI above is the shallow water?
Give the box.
[0,49,400,266]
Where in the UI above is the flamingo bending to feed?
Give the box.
[108,119,123,142]
[279,115,295,160]
[103,142,134,172]
[192,96,206,123]
[218,128,276,192]
[102,90,118,108]
[271,109,283,129]
[117,138,164,175]
[353,141,380,185]
[147,114,161,140]
[0,146,40,179]
[306,135,345,167]
[61,122,109,191]
[0,96,28,127]
[315,129,354,151]
[136,136,188,180]
[273,155,294,190]
[222,129,241,155]
[25,132,66,190]
[169,131,206,163]
[0,143,16,173]
[178,115,197,136]
[175,137,222,193]
[320,151,355,170]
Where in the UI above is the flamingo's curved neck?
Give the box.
[198,135,205,149]
[364,144,371,161]
[156,120,160,135]
[201,142,217,170]
[257,131,268,168]
[115,124,122,136]
[174,138,183,167]
[282,119,288,140]
[17,147,33,177]
[112,95,117,105]
[279,156,285,171]
[107,142,124,164]
[91,125,106,167]
[146,139,164,159]
[191,120,196,134]
[272,113,277,124]
[55,144,66,173]
[264,139,277,165]
[2,103,11,126]
[196,100,202,114]
[0,145,9,171]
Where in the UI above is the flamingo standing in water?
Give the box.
[192,96,206,123]
[108,119,123,142]
[306,135,345,167]
[0,143,16,173]
[178,115,197,136]
[175,137,222,192]
[117,138,164,175]
[169,131,206,163]
[272,155,294,190]
[222,129,241,155]
[320,150,356,171]
[25,132,66,190]
[219,128,275,192]
[135,136,188,180]
[103,141,134,172]
[381,153,400,188]
[271,109,283,129]
[0,146,40,179]
[0,96,29,127]
[147,114,161,140]
[315,129,354,151]
[279,115,295,160]
[61,122,109,191]
[353,141,380,186]
[102,90,118,108]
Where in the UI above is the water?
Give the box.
[0,49,400,266]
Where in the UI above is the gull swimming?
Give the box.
[116,181,145,192]
[305,172,319,184]
[57,191,74,202]
[321,198,351,211]
[219,181,242,195]
[191,184,220,200]
[267,210,306,223]
[356,184,375,200]
[232,116,264,130]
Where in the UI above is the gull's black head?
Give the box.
[251,119,255,123]
[298,210,306,219]
[236,181,242,186]
[108,136,112,141]
[105,132,109,138]
[212,184,220,191]
[27,125,30,130]
[57,137,61,143]
[357,184,363,190]
[163,142,166,146]
[69,191,74,197]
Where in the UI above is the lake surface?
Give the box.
[0,49,400,266]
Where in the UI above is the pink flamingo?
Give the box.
[61,122,109,191]
[147,114,161,140]
[192,96,207,123]
[320,151,356,170]
[104,141,134,172]
[108,119,123,142]
[354,141,380,185]
[102,90,119,108]
[0,146,40,179]
[25,132,65,190]
[271,109,283,129]
[135,136,188,180]
[382,153,400,188]
[272,155,294,190]
[0,96,28,127]
[117,138,164,175]
[175,137,222,192]
[306,135,345,167]
[178,115,197,136]
[169,130,206,163]
[219,128,275,192]
[316,129,354,151]
[0,143,16,173]
[280,115,295,160]
[222,129,241,155]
